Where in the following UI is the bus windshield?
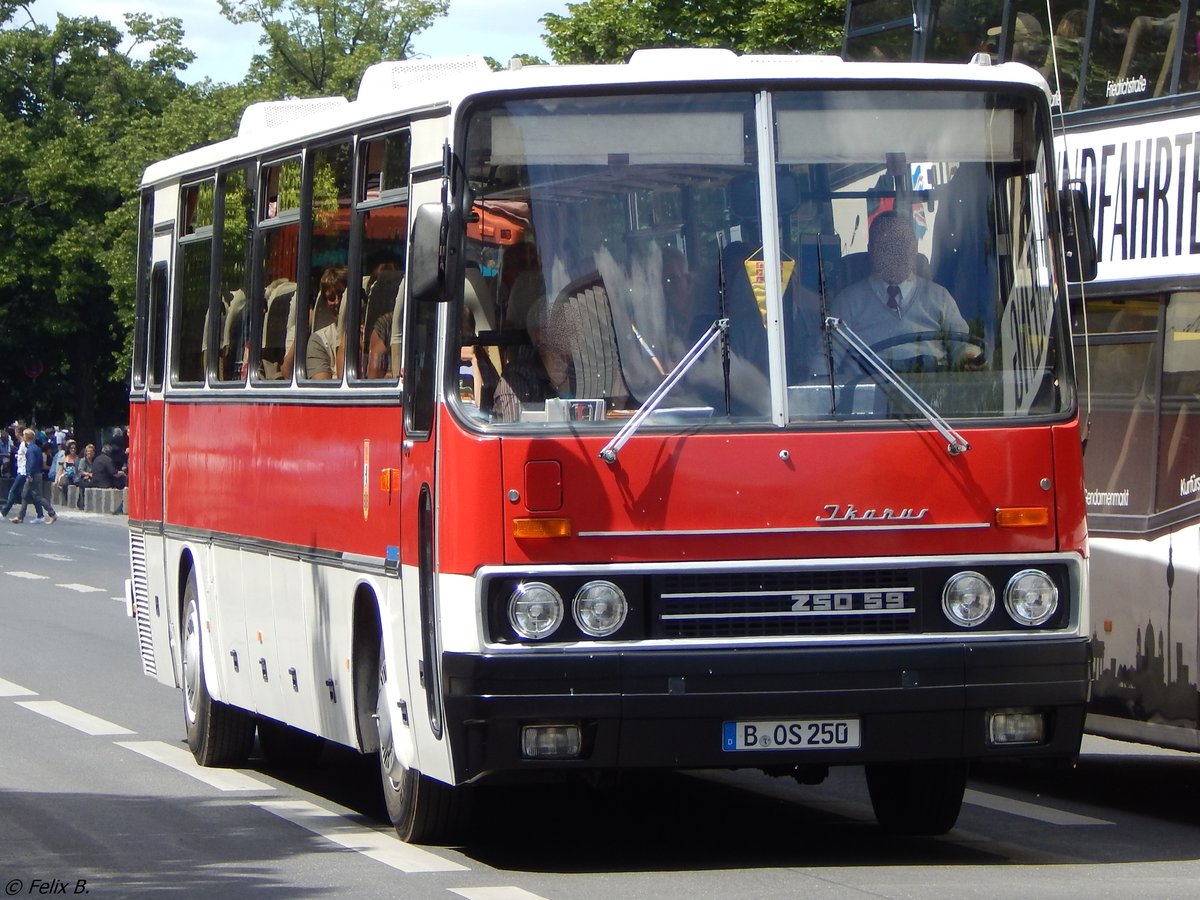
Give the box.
[455,87,1071,429]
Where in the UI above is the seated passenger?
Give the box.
[828,211,983,371]
[306,266,348,380]
[492,302,559,422]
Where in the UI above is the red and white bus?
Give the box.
[845,0,1200,755]
[127,49,1092,841]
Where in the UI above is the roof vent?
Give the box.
[238,97,349,137]
[358,56,493,101]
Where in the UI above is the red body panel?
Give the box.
[149,400,404,559]
[134,398,1085,575]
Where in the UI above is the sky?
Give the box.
[23,0,569,85]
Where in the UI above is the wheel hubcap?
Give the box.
[183,603,200,725]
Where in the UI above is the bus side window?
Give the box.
[215,166,253,383]
[174,179,214,386]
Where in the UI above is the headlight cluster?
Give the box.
[508,580,629,641]
[942,568,1059,628]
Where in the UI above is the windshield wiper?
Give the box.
[826,316,970,456]
[599,318,729,465]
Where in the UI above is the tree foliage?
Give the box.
[0,5,250,437]
[542,0,845,64]
[217,0,450,98]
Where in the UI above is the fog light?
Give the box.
[521,724,582,759]
[988,708,1046,745]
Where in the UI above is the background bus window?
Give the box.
[1035,2,1090,111]
[1182,6,1200,94]
[255,158,301,382]
[843,0,917,60]
[1156,292,1200,514]
[215,166,253,383]
[301,142,353,383]
[1079,298,1161,519]
[1083,1,1182,108]
[174,180,214,385]
[354,131,410,382]
[927,0,998,62]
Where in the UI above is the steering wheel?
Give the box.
[866,330,985,366]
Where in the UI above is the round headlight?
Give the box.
[508,582,563,640]
[573,581,628,637]
[942,571,995,628]
[1005,569,1058,626]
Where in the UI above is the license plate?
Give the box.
[722,718,861,751]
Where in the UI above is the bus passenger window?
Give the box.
[1157,292,1200,513]
[215,166,253,383]
[300,142,353,383]
[1079,299,1160,517]
[174,180,214,385]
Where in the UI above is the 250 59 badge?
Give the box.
[722,718,861,751]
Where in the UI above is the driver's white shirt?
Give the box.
[828,274,972,368]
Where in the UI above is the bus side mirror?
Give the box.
[1060,185,1097,283]
[409,202,461,303]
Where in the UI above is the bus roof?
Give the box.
[141,50,1052,188]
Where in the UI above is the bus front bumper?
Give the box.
[441,637,1089,783]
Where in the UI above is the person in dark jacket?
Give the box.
[90,444,127,490]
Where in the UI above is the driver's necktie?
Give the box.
[886,283,901,314]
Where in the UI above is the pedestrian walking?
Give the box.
[3,429,55,524]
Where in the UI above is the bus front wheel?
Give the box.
[375,639,470,843]
[181,571,255,767]
[865,760,967,835]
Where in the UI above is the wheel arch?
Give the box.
[351,583,383,753]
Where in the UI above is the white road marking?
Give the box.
[450,889,550,900]
[255,798,468,873]
[16,700,135,736]
[964,788,1113,826]
[0,677,36,697]
[57,583,105,593]
[7,571,48,580]
[35,553,72,562]
[116,740,275,792]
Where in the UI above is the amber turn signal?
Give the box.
[512,517,572,539]
[994,507,1050,527]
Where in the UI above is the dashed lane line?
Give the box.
[6,571,48,580]
[449,889,551,899]
[0,677,36,697]
[964,788,1113,826]
[254,798,468,873]
[34,553,72,562]
[16,700,135,736]
[57,583,106,593]
[116,740,274,792]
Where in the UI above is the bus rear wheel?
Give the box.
[375,639,470,843]
[181,571,255,767]
[864,760,967,835]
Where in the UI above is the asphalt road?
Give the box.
[2,510,1200,899]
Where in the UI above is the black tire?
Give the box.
[376,637,471,843]
[257,717,325,767]
[181,572,255,767]
[865,760,967,835]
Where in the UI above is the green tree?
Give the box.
[218,0,450,98]
[0,5,249,439]
[542,0,844,64]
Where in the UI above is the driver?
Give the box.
[829,211,983,372]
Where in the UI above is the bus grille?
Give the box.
[653,569,922,639]
[128,531,156,677]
